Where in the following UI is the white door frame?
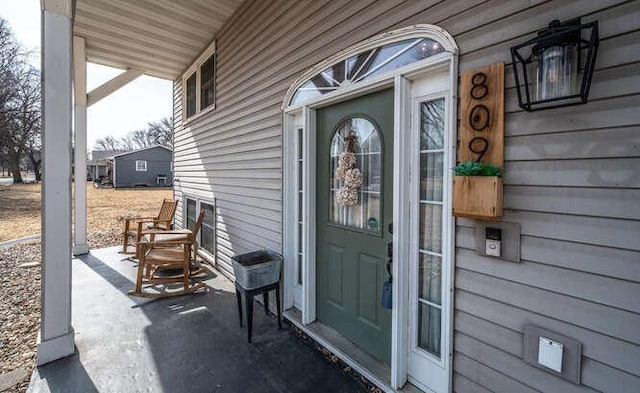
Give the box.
[282,25,458,392]
[406,74,457,393]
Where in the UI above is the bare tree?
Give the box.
[94,116,174,151]
[119,134,136,150]
[14,66,41,181]
[131,128,155,149]
[0,18,39,183]
[147,117,173,148]
[0,18,20,179]
[94,135,122,151]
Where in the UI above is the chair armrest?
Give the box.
[122,216,156,235]
[120,215,155,221]
[136,218,169,224]
[139,230,192,248]
[148,239,192,246]
[140,228,191,236]
[136,219,173,232]
[139,239,193,250]
[149,219,173,227]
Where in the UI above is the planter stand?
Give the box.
[235,281,282,343]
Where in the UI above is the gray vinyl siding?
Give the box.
[172,0,640,391]
[113,146,173,188]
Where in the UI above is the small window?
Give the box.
[200,54,215,110]
[200,202,215,254]
[186,73,197,118]
[183,198,215,258]
[183,41,216,119]
[185,198,197,229]
[135,160,147,172]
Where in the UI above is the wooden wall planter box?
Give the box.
[453,176,503,220]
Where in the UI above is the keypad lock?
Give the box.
[382,241,393,308]
[386,242,393,281]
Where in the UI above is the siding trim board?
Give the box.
[171,1,640,392]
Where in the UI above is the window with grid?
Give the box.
[183,42,216,120]
[417,98,445,359]
[296,127,304,285]
[135,160,147,172]
[328,117,382,233]
[185,198,197,230]
[200,202,215,254]
[290,38,444,105]
[200,54,215,110]
[186,73,197,118]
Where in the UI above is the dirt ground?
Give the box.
[0,183,173,242]
[0,183,173,392]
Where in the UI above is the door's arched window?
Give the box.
[329,117,382,233]
[290,38,444,105]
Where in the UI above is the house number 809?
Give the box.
[468,72,490,162]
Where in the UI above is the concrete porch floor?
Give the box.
[27,246,365,393]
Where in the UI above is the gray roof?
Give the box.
[91,150,130,160]
[112,145,172,158]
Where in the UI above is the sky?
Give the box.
[0,0,173,150]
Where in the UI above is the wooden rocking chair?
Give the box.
[119,198,178,255]
[128,209,207,298]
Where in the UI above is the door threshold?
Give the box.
[284,308,424,393]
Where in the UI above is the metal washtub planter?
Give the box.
[232,250,283,290]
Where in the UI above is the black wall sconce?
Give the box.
[511,18,599,111]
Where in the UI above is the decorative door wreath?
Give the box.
[335,131,362,206]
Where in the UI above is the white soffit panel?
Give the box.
[73,0,245,80]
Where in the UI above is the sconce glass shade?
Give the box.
[511,18,599,111]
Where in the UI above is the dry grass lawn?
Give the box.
[0,183,172,242]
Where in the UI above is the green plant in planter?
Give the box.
[454,161,504,178]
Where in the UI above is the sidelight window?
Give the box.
[417,98,445,358]
[297,127,304,285]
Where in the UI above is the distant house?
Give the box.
[112,145,172,188]
[87,149,128,181]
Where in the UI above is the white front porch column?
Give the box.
[73,36,88,255]
[38,0,75,365]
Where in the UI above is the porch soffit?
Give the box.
[72,0,245,80]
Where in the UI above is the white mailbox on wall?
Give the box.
[523,325,582,384]
[538,337,563,373]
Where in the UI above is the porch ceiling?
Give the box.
[72,0,245,80]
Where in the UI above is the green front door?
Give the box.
[316,88,393,364]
